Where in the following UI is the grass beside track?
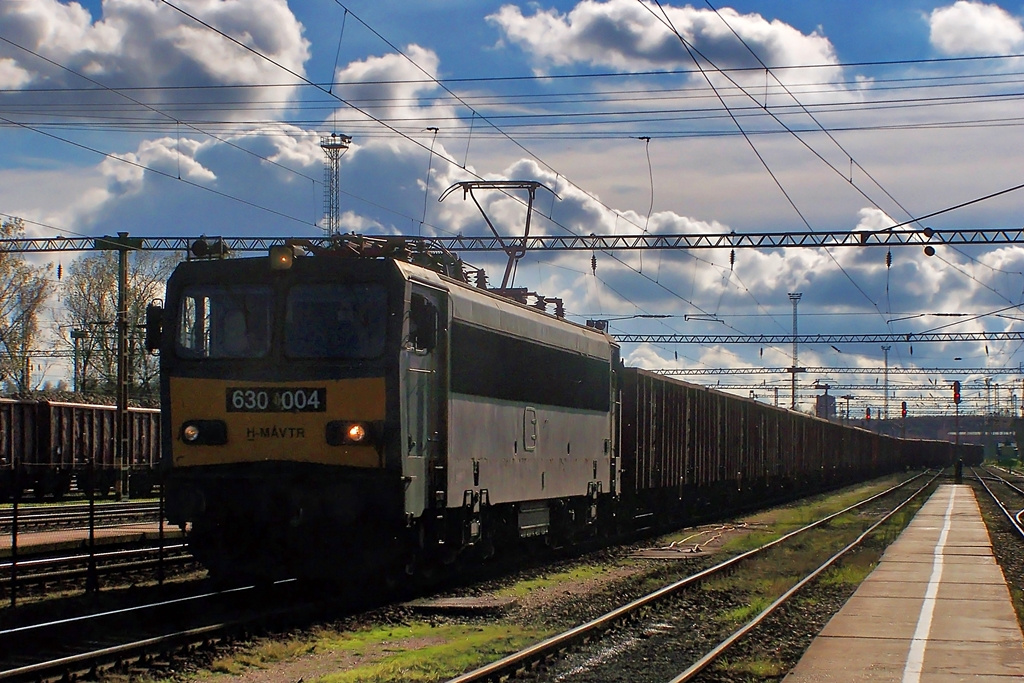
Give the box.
[205,622,541,683]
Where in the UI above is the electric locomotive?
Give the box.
[149,236,972,584]
[150,237,617,581]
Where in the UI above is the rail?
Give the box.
[973,466,1024,538]
[446,471,934,683]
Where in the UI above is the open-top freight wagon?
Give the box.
[0,398,161,500]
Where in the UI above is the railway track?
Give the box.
[446,471,938,683]
[5,471,990,683]
[2,542,196,598]
[3,500,191,606]
[0,501,162,533]
[0,475,913,683]
[973,466,1024,539]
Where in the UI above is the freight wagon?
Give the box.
[617,367,976,526]
[0,398,161,500]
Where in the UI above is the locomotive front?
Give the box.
[156,250,408,581]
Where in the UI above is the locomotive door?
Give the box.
[400,285,447,519]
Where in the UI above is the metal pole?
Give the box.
[10,466,18,608]
[116,234,129,499]
[158,485,166,585]
[71,329,87,393]
[93,233,142,499]
[86,458,98,593]
[789,292,802,410]
[985,377,991,457]
[882,345,891,420]
[955,400,960,466]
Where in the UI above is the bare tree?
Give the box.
[60,250,178,399]
[0,217,54,393]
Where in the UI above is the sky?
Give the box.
[2,0,1024,416]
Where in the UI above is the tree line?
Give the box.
[1,216,177,400]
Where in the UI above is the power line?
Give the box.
[705,383,1007,392]
[5,51,1024,93]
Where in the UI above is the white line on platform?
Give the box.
[902,486,956,683]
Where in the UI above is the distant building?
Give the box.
[816,391,837,420]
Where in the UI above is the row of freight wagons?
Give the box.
[617,368,980,519]
[0,398,160,500]
[1,370,978,503]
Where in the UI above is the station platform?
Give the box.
[784,483,1024,682]
[0,523,183,558]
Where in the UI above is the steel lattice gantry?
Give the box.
[614,331,1024,342]
[708,383,1014,391]
[2,227,1024,253]
[654,366,1023,376]
[618,332,1024,344]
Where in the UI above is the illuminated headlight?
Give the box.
[180,420,228,445]
[326,420,379,447]
[346,423,368,443]
[269,244,294,270]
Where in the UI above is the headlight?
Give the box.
[326,420,379,447]
[269,244,294,270]
[346,423,368,443]
[180,420,228,445]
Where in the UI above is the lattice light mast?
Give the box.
[789,292,802,410]
[320,133,351,237]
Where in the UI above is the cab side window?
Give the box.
[409,294,437,352]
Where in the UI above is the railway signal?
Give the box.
[953,380,962,405]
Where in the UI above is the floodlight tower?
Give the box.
[789,292,802,410]
[320,133,351,237]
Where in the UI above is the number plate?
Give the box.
[226,387,327,413]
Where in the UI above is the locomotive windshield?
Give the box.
[177,285,271,359]
[285,283,388,359]
[173,282,388,360]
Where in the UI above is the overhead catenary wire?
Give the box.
[648,0,1024,371]
[642,0,885,346]
[4,2,1019,366]
[319,1,765,340]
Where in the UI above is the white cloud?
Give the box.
[0,0,310,117]
[257,125,324,169]
[98,136,215,198]
[0,57,32,87]
[488,0,841,87]
[929,1,1024,55]
[332,44,453,125]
